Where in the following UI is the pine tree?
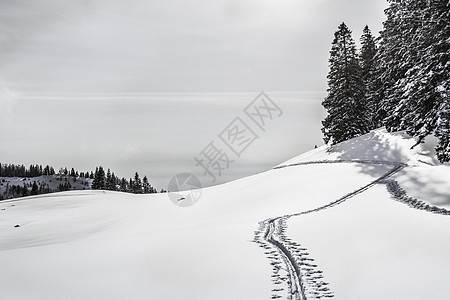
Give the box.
[435,100,450,162]
[378,0,449,161]
[92,166,106,190]
[22,183,29,197]
[402,0,449,151]
[91,167,99,189]
[132,172,142,194]
[376,0,413,131]
[359,25,381,128]
[385,0,430,136]
[142,176,151,194]
[106,169,113,190]
[31,181,39,195]
[110,172,117,191]
[322,22,369,144]
[120,178,128,192]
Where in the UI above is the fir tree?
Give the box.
[91,167,98,189]
[92,166,106,190]
[30,181,39,195]
[120,178,128,192]
[435,100,450,162]
[376,0,412,131]
[110,172,117,191]
[132,172,142,194]
[322,22,369,144]
[106,169,113,190]
[142,176,152,194]
[359,25,381,128]
[402,0,449,151]
[378,0,449,161]
[22,183,29,197]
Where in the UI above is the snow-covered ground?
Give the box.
[0,129,449,299]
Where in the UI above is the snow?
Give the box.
[281,128,445,166]
[0,129,449,299]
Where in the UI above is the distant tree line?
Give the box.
[0,179,57,200]
[91,166,158,194]
[0,163,56,177]
[0,163,160,201]
[322,1,449,162]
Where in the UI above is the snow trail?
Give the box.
[255,160,449,299]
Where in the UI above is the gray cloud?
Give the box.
[0,0,387,93]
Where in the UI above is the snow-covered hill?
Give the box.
[0,129,449,299]
[0,175,92,199]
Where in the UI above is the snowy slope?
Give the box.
[0,129,449,299]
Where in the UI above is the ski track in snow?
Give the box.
[254,160,450,300]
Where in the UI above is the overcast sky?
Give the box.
[0,0,387,93]
[0,0,389,190]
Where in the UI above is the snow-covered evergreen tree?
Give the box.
[404,0,449,154]
[360,26,377,84]
[376,0,415,131]
[436,100,450,162]
[359,25,381,129]
[322,22,369,144]
[378,0,449,161]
